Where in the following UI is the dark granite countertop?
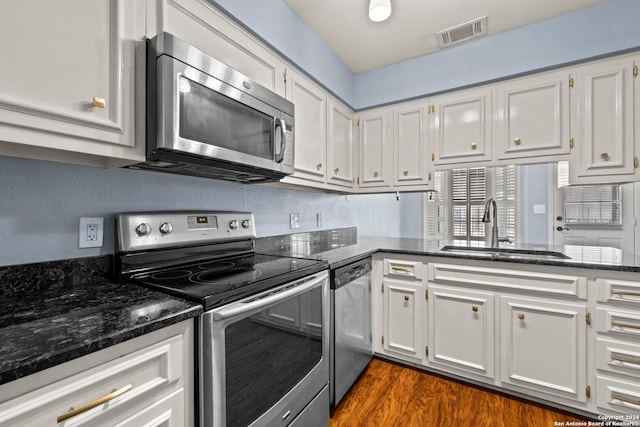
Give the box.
[258,231,640,273]
[0,256,202,386]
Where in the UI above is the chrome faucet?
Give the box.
[481,198,512,248]
[482,198,499,248]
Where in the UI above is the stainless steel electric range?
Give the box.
[116,212,330,427]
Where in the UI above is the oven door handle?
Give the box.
[212,271,327,321]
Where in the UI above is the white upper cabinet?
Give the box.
[569,55,639,184]
[495,70,571,161]
[284,69,327,184]
[0,0,145,167]
[327,99,355,188]
[393,101,433,189]
[430,87,493,167]
[358,107,393,188]
[149,0,286,96]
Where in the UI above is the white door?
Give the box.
[382,279,422,360]
[358,107,393,188]
[327,99,354,188]
[394,101,431,187]
[552,169,635,253]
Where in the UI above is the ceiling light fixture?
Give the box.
[369,0,391,22]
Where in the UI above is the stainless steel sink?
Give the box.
[439,246,571,261]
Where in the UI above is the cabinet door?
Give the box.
[358,108,393,188]
[0,0,144,165]
[327,99,354,188]
[427,286,494,380]
[382,279,422,360]
[570,56,638,182]
[113,389,185,427]
[431,87,492,166]
[151,0,286,96]
[394,101,432,188]
[495,71,571,160]
[500,296,587,403]
[288,71,327,183]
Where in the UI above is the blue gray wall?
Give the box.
[519,164,551,245]
[211,0,640,109]
[0,156,417,266]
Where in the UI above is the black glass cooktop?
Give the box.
[128,254,327,310]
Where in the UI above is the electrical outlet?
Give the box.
[290,213,300,229]
[79,217,104,248]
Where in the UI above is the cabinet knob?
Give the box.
[403,169,408,176]
[92,96,106,108]
[316,162,322,170]
[373,171,379,177]
[514,137,521,145]
[601,152,609,160]
[334,167,340,174]
[517,313,525,320]
[471,142,477,150]
[404,296,409,301]
[472,306,478,312]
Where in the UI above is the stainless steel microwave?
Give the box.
[134,32,295,183]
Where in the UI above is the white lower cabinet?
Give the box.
[427,286,494,380]
[382,279,423,361]
[0,320,194,427]
[500,296,587,403]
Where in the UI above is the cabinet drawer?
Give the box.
[597,376,640,420]
[597,278,640,306]
[383,259,422,280]
[597,308,640,341]
[0,333,184,426]
[598,338,640,380]
[428,263,586,298]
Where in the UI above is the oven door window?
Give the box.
[224,287,323,427]
[178,76,273,160]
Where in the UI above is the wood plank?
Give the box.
[330,358,591,426]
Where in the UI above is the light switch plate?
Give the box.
[290,213,300,229]
[79,217,104,248]
[533,204,546,214]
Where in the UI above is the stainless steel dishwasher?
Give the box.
[330,257,373,407]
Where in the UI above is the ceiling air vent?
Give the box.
[437,16,487,48]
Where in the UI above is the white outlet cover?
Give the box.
[290,213,300,229]
[79,217,104,248]
[533,204,546,214]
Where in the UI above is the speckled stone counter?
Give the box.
[258,231,640,272]
[0,256,202,386]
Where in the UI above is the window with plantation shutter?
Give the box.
[425,167,519,246]
[451,167,486,245]
[494,165,517,245]
[425,171,448,240]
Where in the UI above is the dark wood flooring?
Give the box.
[329,357,592,427]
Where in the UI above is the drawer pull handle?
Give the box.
[392,266,412,273]
[472,306,478,312]
[404,296,410,301]
[611,354,640,365]
[611,290,640,297]
[57,384,133,422]
[316,162,322,170]
[470,142,477,150]
[92,96,106,108]
[514,137,521,145]
[612,321,640,330]
[601,152,609,160]
[334,167,340,174]
[517,313,525,320]
[373,171,379,177]
[403,169,408,176]
[611,393,640,407]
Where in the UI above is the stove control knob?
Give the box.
[241,219,251,229]
[159,222,173,235]
[135,223,152,237]
[229,220,239,230]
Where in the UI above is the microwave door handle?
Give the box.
[274,117,285,163]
